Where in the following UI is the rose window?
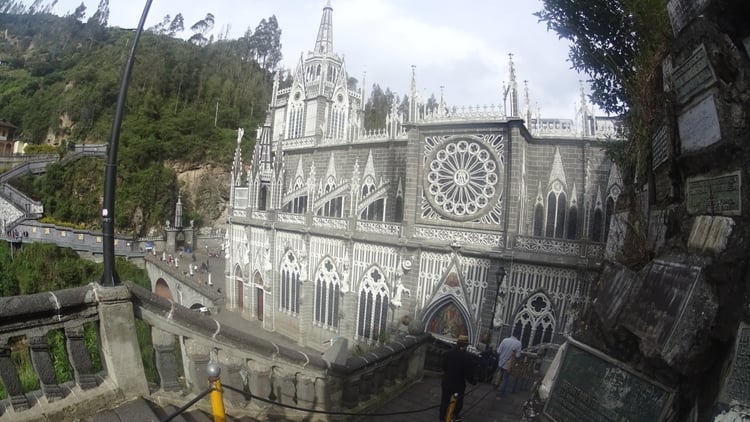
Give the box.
[425,138,502,221]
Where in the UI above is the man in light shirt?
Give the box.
[495,328,522,395]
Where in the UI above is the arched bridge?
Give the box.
[144,254,224,313]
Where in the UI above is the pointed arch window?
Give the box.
[566,205,578,239]
[394,196,404,222]
[533,204,544,237]
[280,251,301,315]
[513,292,556,349]
[360,176,384,221]
[591,208,603,242]
[328,96,347,140]
[318,177,343,217]
[545,184,567,238]
[314,258,340,329]
[287,96,305,139]
[356,267,389,342]
[258,185,268,211]
[234,265,244,311]
[604,197,615,242]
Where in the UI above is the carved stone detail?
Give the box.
[514,235,582,256]
[356,221,400,235]
[414,226,504,248]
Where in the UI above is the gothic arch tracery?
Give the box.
[513,291,556,349]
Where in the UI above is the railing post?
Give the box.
[28,335,65,402]
[0,343,30,411]
[152,328,182,392]
[207,363,226,422]
[64,325,99,390]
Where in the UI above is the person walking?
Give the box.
[439,335,477,422]
[495,328,522,396]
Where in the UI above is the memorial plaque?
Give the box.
[743,37,750,59]
[651,124,670,170]
[686,171,742,216]
[667,0,710,35]
[678,94,721,152]
[648,209,667,252]
[721,324,750,406]
[594,264,640,330]
[620,259,701,349]
[672,44,716,105]
[544,339,674,422]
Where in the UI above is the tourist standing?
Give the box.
[495,328,522,395]
[439,335,477,422]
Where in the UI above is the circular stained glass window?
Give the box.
[424,138,502,221]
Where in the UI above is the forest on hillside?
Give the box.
[0,2,429,236]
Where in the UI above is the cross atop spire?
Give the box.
[313,1,334,56]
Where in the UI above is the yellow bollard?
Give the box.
[207,363,226,422]
[445,393,458,422]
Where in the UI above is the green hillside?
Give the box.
[0,7,281,235]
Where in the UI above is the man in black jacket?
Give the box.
[439,335,477,421]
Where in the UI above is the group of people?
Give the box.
[439,329,523,422]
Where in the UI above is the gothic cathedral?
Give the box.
[226,2,621,353]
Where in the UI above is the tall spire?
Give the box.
[314,1,334,56]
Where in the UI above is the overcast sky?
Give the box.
[52,0,597,118]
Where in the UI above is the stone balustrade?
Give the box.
[0,282,429,421]
[0,284,148,422]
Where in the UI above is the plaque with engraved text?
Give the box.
[545,339,674,422]
[686,171,742,216]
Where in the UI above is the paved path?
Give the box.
[358,372,529,422]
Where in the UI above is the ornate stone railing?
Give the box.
[356,221,401,236]
[512,235,606,259]
[312,216,348,231]
[277,212,305,225]
[414,225,505,249]
[0,284,149,421]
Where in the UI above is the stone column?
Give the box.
[190,354,210,394]
[296,374,316,411]
[248,367,273,410]
[64,325,98,390]
[152,329,181,392]
[222,362,246,407]
[342,376,360,408]
[0,343,30,411]
[358,371,372,401]
[28,335,65,401]
[96,285,149,397]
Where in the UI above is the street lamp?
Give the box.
[490,266,507,331]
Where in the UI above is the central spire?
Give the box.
[313,1,334,55]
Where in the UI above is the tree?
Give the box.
[250,15,282,71]
[535,0,638,115]
[189,13,214,46]
[70,2,86,21]
[87,0,109,27]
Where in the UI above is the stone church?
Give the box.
[225,1,622,353]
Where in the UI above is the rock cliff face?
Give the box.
[575,0,750,420]
[169,162,230,229]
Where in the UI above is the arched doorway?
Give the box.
[254,272,264,321]
[155,279,173,300]
[235,265,244,311]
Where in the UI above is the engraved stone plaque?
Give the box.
[678,95,721,152]
[667,0,710,35]
[651,125,670,170]
[686,171,742,216]
[673,44,716,105]
[744,37,750,59]
[720,323,750,406]
[621,259,701,349]
[544,339,674,422]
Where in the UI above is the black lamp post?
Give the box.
[101,0,153,286]
[490,266,507,331]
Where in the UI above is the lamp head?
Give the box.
[206,362,221,378]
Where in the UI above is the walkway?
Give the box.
[358,373,529,421]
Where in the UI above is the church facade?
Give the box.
[225,2,622,353]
